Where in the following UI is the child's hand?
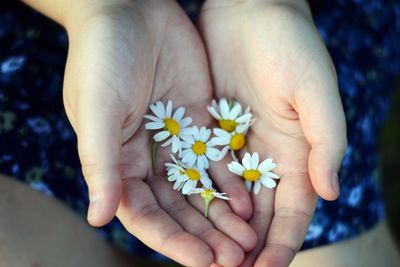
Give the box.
[198,0,347,266]
[62,0,255,265]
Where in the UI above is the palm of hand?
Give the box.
[198,4,346,266]
[63,1,256,266]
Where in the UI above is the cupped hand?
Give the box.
[62,0,256,266]
[198,1,347,266]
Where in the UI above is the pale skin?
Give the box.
[18,0,393,266]
[22,0,257,266]
[198,0,347,266]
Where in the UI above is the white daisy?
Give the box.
[188,187,230,218]
[181,126,221,170]
[144,100,195,154]
[188,187,231,201]
[227,152,279,195]
[165,155,212,195]
[210,122,250,160]
[207,98,254,133]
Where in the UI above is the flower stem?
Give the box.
[151,141,158,175]
[204,198,211,218]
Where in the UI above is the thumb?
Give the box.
[74,91,124,227]
[296,62,347,201]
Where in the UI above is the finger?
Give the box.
[74,90,126,227]
[148,176,245,267]
[239,185,275,267]
[295,62,347,200]
[254,172,317,267]
[188,192,257,252]
[209,156,253,220]
[117,178,214,267]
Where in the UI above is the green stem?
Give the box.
[204,198,211,218]
[151,141,158,175]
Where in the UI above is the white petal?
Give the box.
[251,152,260,169]
[265,171,280,179]
[236,123,249,134]
[207,106,222,120]
[177,174,188,183]
[187,153,197,167]
[210,136,230,146]
[169,154,180,165]
[213,128,231,139]
[181,149,193,159]
[180,117,192,128]
[180,127,196,137]
[172,106,185,121]
[217,146,229,160]
[253,180,261,195]
[201,155,209,169]
[173,180,183,190]
[150,101,165,118]
[197,156,204,170]
[144,115,162,122]
[200,176,213,189]
[215,194,230,200]
[200,127,211,142]
[166,100,173,118]
[171,135,181,154]
[236,113,252,124]
[211,99,219,111]
[168,174,178,182]
[258,158,274,172]
[145,121,164,130]
[182,180,197,195]
[219,98,230,119]
[205,147,220,161]
[261,176,277,189]
[242,153,252,170]
[167,169,178,176]
[229,103,242,120]
[182,151,195,164]
[154,131,170,142]
[161,137,173,147]
[227,161,245,176]
[188,188,203,195]
[245,181,252,192]
[180,134,194,144]
[181,141,192,149]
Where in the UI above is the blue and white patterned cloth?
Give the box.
[0,0,399,258]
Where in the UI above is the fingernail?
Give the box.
[331,173,340,196]
[88,197,102,223]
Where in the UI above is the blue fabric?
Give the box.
[0,0,399,257]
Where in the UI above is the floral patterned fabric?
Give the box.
[0,0,399,258]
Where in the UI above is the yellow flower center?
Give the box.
[230,133,246,150]
[243,170,261,181]
[218,119,237,132]
[164,118,180,135]
[186,168,201,181]
[201,189,216,201]
[192,141,207,155]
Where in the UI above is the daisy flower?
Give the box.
[210,122,250,160]
[144,100,194,154]
[207,98,254,133]
[189,187,230,218]
[165,155,212,195]
[189,187,230,201]
[181,126,221,170]
[228,152,279,195]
